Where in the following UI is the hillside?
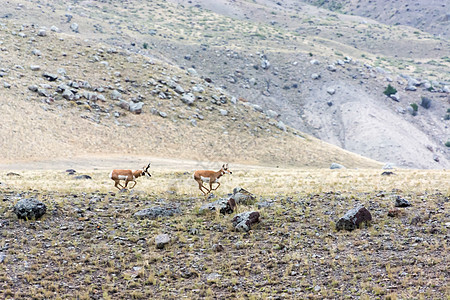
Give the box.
[1,0,449,168]
[0,21,380,169]
[300,0,450,39]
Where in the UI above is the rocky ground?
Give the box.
[0,168,449,299]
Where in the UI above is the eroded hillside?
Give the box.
[0,21,380,168]
[1,0,449,168]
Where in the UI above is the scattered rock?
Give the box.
[232,211,260,232]
[13,198,47,220]
[311,73,321,80]
[155,234,170,249]
[70,23,79,33]
[181,93,195,105]
[420,97,432,109]
[0,252,5,263]
[326,88,336,95]
[330,163,345,169]
[336,206,372,231]
[129,102,144,114]
[42,72,58,82]
[74,175,92,180]
[230,187,256,205]
[390,93,400,102]
[394,196,411,207]
[134,206,181,219]
[276,121,287,131]
[199,198,234,215]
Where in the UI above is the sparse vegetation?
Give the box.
[383,84,397,96]
[0,168,448,299]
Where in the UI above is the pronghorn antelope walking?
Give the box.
[109,163,151,190]
[193,164,232,195]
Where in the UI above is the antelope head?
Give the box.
[222,163,232,175]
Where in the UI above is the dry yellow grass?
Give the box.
[2,168,448,196]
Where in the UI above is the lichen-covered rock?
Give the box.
[232,211,260,232]
[14,199,47,220]
[134,206,181,219]
[336,206,372,231]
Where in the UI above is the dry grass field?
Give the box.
[1,166,448,299]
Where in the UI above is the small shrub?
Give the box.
[445,141,450,147]
[142,43,149,49]
[383,84,397,96]
[444,114,450,120]
[410,103,418,112]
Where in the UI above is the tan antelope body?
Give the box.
[193,164,232,195]
[109,163,151,190]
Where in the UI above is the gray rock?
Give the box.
[253,104,264,113]
[50,25,59,32]
[219,109,228,116]
[199,198,234,215]
[261,59,270,70]
[32,49,42,56]
[13,198,47,220]
[30,65,40,71]
[310,59,320,65]
[3,82,11,88]
[28,85,38,92]
[129,102,144,114]
[159,111,167,118]
[230,187,256,205]
[311,73,321,80]
[232,211,260,232]
[336,206,372,231]
[405,85,417,91]
[394,196,411,207]
[265,109,279,119]
[390,93,400,102]
[187,68,198,76]
[37,29,46,37]
[70,23,79,33]
[134,206,181,219]
[326,65,337,72]
[443,86,449,93]
[276,121,287,131]
[42,73,58,81]
[155,234,170,249]
[181,93,195,105]
[74,175,92,180]
[420,97,432,109]
[327,88,336,95]
[330,163,345,169]
[110,90,122,100]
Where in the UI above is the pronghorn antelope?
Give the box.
[109,163,151,190]
[193,164,232,195]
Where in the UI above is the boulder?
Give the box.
[336,206,372,231]
[181,93,195,105]
[155,234,170,249]
[129,102,144,114]
[394,196,411,207]
[232,211,260,232]
[199,198,234,215]
[330,163,345,169]
[134,206,181,219]
[230,187,256,205]
[14,199,47,220]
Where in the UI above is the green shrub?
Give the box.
[410,103,418,112]
[383,84,397,96]
[445,141,450,147]
[142,42,149,49]
[420,97,432,109]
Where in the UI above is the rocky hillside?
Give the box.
[0,21,380,169]
[1,0,449,168]
[301,0,450,39]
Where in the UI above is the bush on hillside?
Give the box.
[383,84,397,96]
[420,97,432,109]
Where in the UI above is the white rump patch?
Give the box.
[109,171,113,179]
[118,175,128,180]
